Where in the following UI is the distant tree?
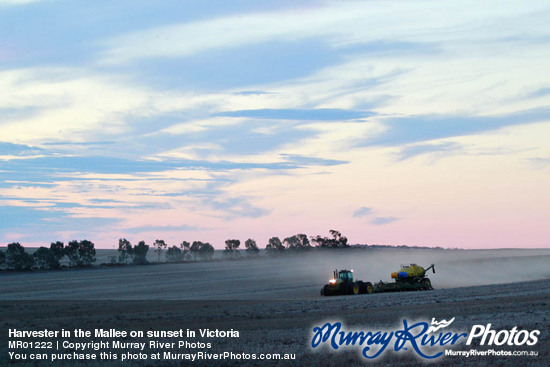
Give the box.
[180,241,190,260]
[154,239,167,263]
[284,236,298,250]
[283,234,310,251]
[49,241,64,265]
[245,238,260,257]
[265,237,285,255]
[65,240,80,266]
[6,242,34,270]
[65,240,96,267]
[223,239,241,260]
[190,241,202,262]
[118,238,133,264]
[330,230,348,248]
[33,247,58,270]
[297,234,311,249]
[310,235,324,247]
[78,240,96,266]
[199,242,214,261]
[0,250,5,266]
[133,241,149,264]
[166,246,183,263]
[311,230,349,248]
[126,242,134,262]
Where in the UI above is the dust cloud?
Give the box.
[1,248,549,300]
[303,248,550,289]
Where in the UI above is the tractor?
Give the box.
[320,269,373,296]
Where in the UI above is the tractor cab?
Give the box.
[329,269,354,287]
[321,268,373,296]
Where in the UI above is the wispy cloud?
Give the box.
[395,142,463,161]
[215,108,374,121]
[125,224,203,233]
[123,38,343,91]
[527,87,550,99]
[209,196,270,219]
[0,142,43,155]
[281,155,347,167]
[0,204,120,239]
[99,2,549,65]
[353,207,372,217]
[0,0,41,6]
[366,108,550,147]
[100,9,343,64]
[371,217,399,226]
[530,157,550,169]
[353,207,398,226]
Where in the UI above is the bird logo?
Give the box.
[427,317,456,333]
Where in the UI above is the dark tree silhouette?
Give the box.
[297,234,311,249]
[284,234,311,250]
[154,239,167,263]
[265,237,285,255]
[133,241,149,264]
[65,240,80,266]
[65,240,96,267]
[118,238,133,264]
[330,230,348,247]
[310,235,324,247]
[166,246,183,263]
[49,241,64,265]
[79,240,96,266]
[190,241,202,262]
[223,239,241,260]
[284,236,298,249]
[0,250,5,266]
[6,242,34,270]
[199,242,214,261]
[180,241,190,260]
[311,230,349,248]
[245,238,259,257]
[33,247,58,269]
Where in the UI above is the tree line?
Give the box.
[0,230,349,271]
[117,239,216,264]
[0,240,96,271]
[221,230,349,259]
[118,230,349,263]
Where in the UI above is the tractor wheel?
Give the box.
[364,282,374,294]
[321,284,330,296]
[353,283,360,295]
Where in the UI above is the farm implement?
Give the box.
[320,264,435,296]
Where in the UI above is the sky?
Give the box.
[1,0,549,249]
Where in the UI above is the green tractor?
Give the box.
[320,269,374,296]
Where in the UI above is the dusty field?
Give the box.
[1,248,549,366]
[1,248,550,300]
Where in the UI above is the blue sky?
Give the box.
[1,1,550,249]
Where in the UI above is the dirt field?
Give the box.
[1,248,549,366]
[2,248,549,300]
